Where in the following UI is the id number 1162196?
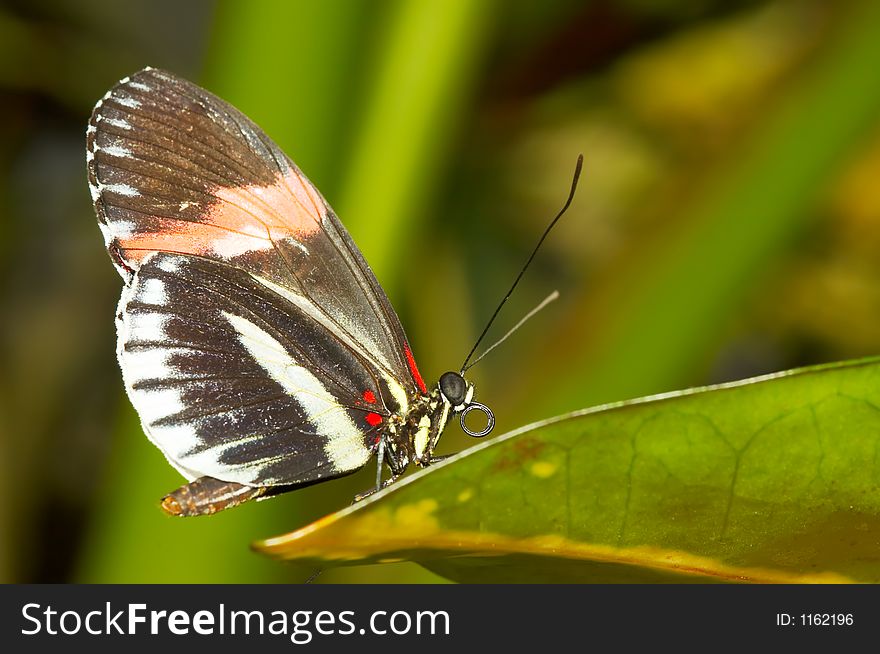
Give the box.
[776,614,854,627]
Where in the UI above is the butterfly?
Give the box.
[86,68,496,516]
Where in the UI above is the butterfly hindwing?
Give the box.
[120,252,385,485]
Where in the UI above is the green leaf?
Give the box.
[255,357,880,583]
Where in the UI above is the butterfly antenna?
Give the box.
[460,154,583,373]
[462,290,559,372]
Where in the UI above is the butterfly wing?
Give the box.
[87,68,426,486]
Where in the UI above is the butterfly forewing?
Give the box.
[88,68,426,487]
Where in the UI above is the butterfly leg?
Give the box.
[352,437,392,502]
[353,472,402,503]
[427,453,456,465]
[374,436,387,489]
[352,436,409,502]
[161,476,266,517]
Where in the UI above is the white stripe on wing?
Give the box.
[223,310,372,473]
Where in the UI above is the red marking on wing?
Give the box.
[404,345,427,395]
[362,390,377,404]
[365,412,382,427]
[109,244,134,275]
[115,169,324,263]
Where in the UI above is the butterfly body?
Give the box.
[87,68,489,516]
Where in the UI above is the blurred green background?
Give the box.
[3,0,880,583]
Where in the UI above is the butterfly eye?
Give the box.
[439,371,468,406]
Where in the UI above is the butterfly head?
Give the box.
[409,371,494,467]
[439,371,494,438]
